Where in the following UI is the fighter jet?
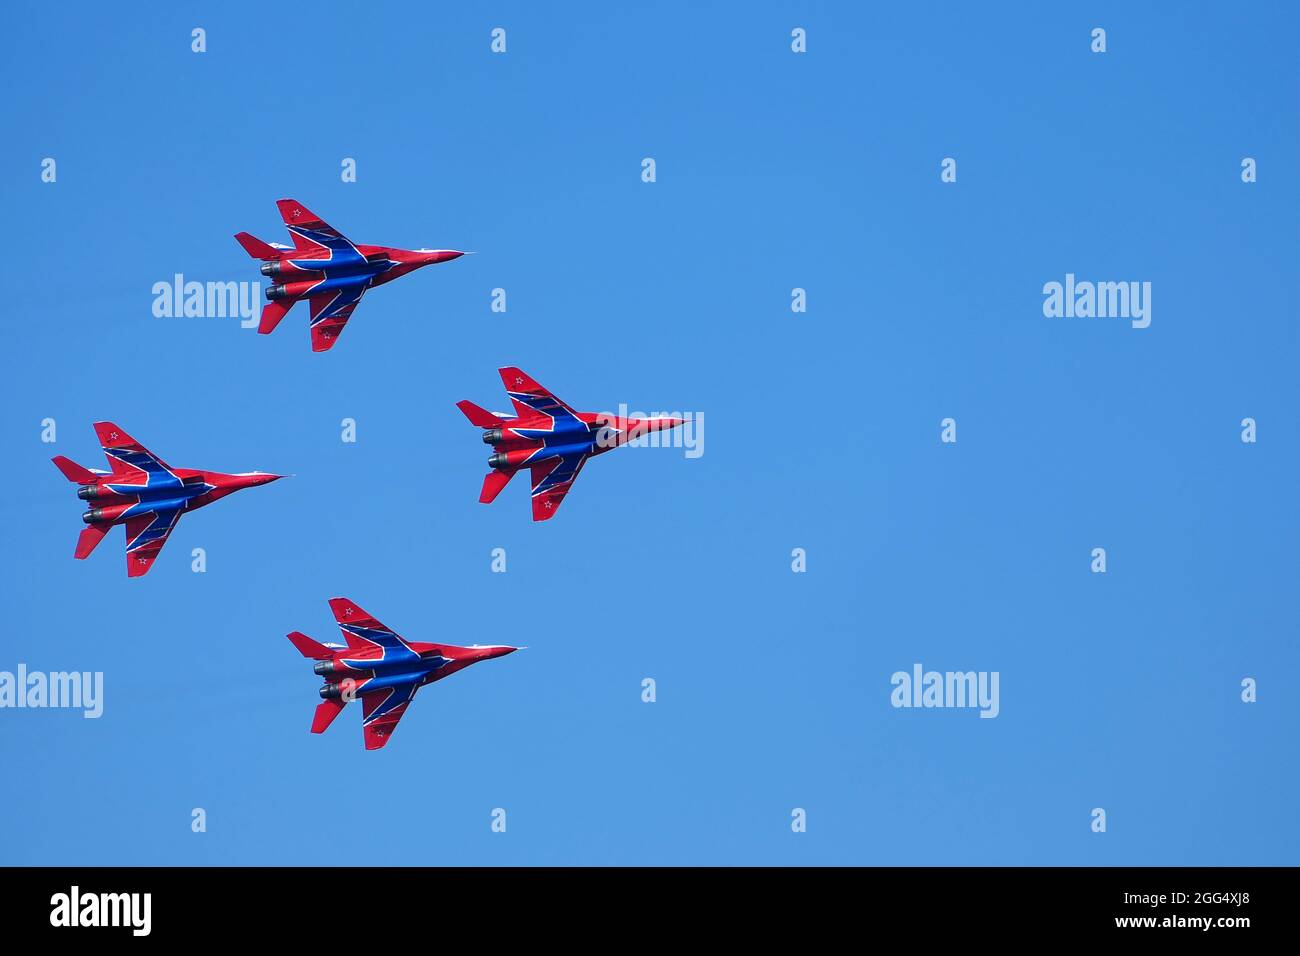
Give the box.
[457,367,685,521]
[51,422,283,577]
[289,598,519,750]
[235,199,464,352]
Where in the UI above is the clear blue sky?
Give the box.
[1,2,1297,865]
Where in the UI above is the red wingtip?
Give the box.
[498,367,545,394]
[92,421,139,450]
[328,597,377,626]
[276,198,324,226]
[126,554,154,578]
[531,495,562,521]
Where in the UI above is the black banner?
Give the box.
[0,866,1281,941]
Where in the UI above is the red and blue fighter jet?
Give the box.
[289,598,519,750]
[457,367,685,521]
[51,422,282,577]
[235,199,464,352]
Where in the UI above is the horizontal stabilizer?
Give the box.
[287,630,333,660]
[74,524,111,560]
[480,469,514,503]
[235,232,282,260]
[259,299,292,335]
[51,456,99,484]
[457,400,505,428]
[312,698,346,734]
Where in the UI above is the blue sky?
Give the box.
[1,2,1297,865]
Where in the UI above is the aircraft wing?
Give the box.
[124,508,183,578]
[360,682,420,750]
[498,366,584,426]
[275,199,358,256]
[93,421,181,488]
[309,283,368,352]
[327,598,417,654]
[529,452,588,521]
